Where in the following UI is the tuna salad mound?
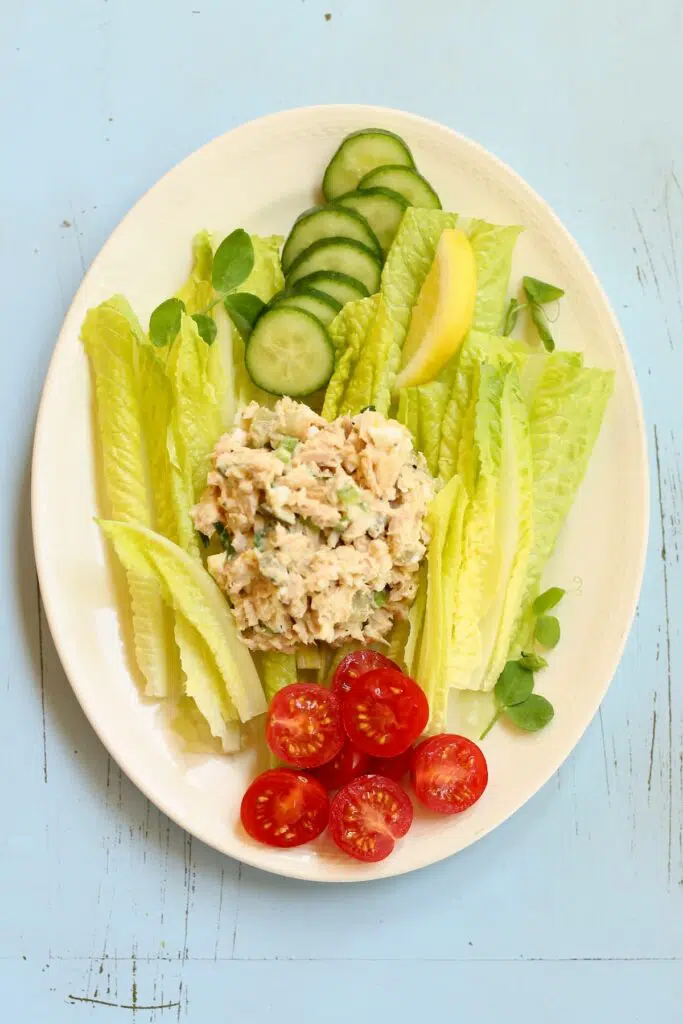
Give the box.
[192,398,435,652]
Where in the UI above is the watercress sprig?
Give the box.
[502,276,565,351]
[148,228,262,347]
[479,585,566,740]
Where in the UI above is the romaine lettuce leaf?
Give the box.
[417,474,469,728]
[514,354,615,647]
[99,520,266,723]
[81,297,178,697]
[176,231,214,315]
[396,381,450,476]
[322,295,380,419]
[166,313,229,557]
[174,613,242,751]
[467,221,523,333]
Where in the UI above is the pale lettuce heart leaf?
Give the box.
[464,366,534,691]
[445,364,504,693]
[241,235,285,302]
[174,614,242,752]
[172,695,241,754]
[417,474,469,729]
[167,313,229,557]
[99,520,267,722]
[176,231,214,315]
[81,296,177,697]
[404,561,427,678]
[514,355,615,648]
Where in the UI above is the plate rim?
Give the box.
[31,103,650,882]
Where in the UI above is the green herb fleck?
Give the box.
[535,615,561,649]
[373,590,389,608]
[253,530,266,551]
[149,297,185,347]
[505,694,555,732]
[338,484,361,505]
[212,229,254,295]
[214,522,235,555]
[279,436,299,453]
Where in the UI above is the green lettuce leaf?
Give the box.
[321,295,380,419]
[404,562,427,678]
[438,331,527,482]
[417,474,469,729]
[467,220,523,333]
[81,296,177,697]
[396,381,449,476]
[167,313,229,557]
[99,520,267,723]
[176,231,214,315]
[514,354,615,647]
[241,235,285,302]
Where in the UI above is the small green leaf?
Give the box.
[494,661,534,708]
[533,587,566,615]
[191,312,217,346]
[535,615,561,649]
[212,229,255,295]
[528,300,556,351]
[503,298,525,336]
[522,276,565,305]
[224,292,265,339]
[519,651,549,672]
[505,694,555,732]
[149,297,184,347]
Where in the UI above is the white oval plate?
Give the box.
[32,106,648,882]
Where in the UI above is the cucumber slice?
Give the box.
[286,237,382,295]
[323,129,415,201]
[245,307,334,397]
[359,165,442,210]
[336,187,409,255]
[282,205,380,272]
[273,287,341,326]
[290,271,370,306]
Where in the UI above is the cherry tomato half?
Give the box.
[309,741,370,790]
[341,668,429,758]
[411,734,488,815]
[366,746,414,782]
[329,775,414,862]
[266,683,345,769]
[240,769,329,847]
[332,649,400,699]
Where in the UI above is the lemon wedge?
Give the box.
[395,228,477,389]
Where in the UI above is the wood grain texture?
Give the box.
[1,0,681,1019]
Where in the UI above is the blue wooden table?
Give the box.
[2,2,682,1020]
